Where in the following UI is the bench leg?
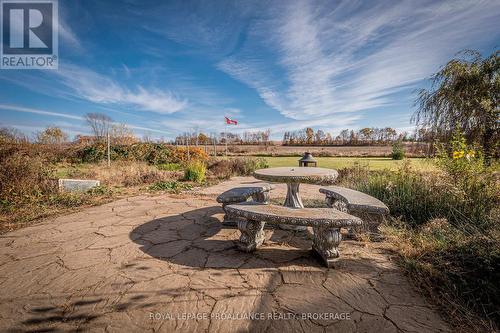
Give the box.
[313,226,342,268]
[221,203,241,227]
[251,190,269,204]
[237,219,265,252]
[367,214,385,242]
[325,197,357,240]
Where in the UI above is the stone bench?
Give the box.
[216,184,274,226]
[319,186,389,240]
[226,203,362,267]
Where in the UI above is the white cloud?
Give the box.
[217,0,500,122]
[53,64,188,114]
[0,104,173,136]
[59,19,82,50]
[2,0,499,137]
[0,104,83,120]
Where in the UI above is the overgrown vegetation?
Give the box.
[208,157,269,179]
[414,50,499,163]
[184,160,207,183]
[0,148,114,231]
[339,132,499,332]
[0,138,268,231]
[75,142,209,164]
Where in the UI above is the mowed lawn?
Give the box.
[264,156,435,171]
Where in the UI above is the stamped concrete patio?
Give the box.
[0,177,450,332]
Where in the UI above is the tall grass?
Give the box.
[339,159,499,331]
[0,144,186,231]
[0,150,112,231]
[184,160,206,183]
[354,162,498,230]
[208,157,268,179]
[0,152,56,210]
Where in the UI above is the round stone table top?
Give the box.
[253,167,338,184]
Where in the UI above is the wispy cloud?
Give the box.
[53,64,188,114]
[217,0,500,121]
[2,0,499,140]
[59,19,82,50]
[0,104,172,135]
[1,64,189,116]
[0,104,83,120]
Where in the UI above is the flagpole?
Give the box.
[225,119,228,157]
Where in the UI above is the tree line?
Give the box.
[1,49,497,159]
[282,127,429,146]
[174,129,272,146]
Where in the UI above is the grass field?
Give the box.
[264,156,435,171]
[226,143,431,157]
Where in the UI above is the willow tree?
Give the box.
[413,50,499,162]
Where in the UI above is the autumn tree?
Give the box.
[197,133,209,145]
[0,127,28,144]
[339,129,350,144]
[315,130,326,144]
[305,128,314,145]
[110,123,137,145]
[413,50,499,162]
[384,127,397,142]
[359,128,374,143]
[36,126,68,145]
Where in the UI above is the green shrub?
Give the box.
[78,144,106,163]
[183,161,206,183]
[145,144,172,165]
[391,141,405,160]
[149,180,192,193]
[86,185,113,196]
[128,142,155,161]
[355,166,449,227]
[110,145,129,160]
[73,143,211,165]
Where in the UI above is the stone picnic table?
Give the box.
[253,167,339,231]
[0,179,452,332]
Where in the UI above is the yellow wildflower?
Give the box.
[452,151,464,159]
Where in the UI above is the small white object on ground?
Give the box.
[58,179,100,192]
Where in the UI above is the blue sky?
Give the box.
[1,0,499,140]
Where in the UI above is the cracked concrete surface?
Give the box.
[0,177,450,332]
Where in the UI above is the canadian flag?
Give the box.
[225,116,238,125]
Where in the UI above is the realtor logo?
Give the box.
[1,0,58,69]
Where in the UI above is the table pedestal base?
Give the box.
[281,183,307,231]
